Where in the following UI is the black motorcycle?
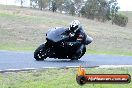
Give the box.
[34,27,92,61]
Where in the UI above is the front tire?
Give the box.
[34,44,48,61]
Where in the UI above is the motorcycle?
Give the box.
[34,27,92,61]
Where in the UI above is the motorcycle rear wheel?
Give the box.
[34,44,48,61]
[70,47,86,60]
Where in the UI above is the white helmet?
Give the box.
[70,20,80,32]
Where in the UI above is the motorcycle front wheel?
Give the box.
[34,44,49,61]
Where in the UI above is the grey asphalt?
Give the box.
[0,50,132,70]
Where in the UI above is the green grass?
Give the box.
[0,68,132,88]
[0,5,132,55]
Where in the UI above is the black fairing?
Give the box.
[46,27,69,42]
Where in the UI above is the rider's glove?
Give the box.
[69,33,75,37]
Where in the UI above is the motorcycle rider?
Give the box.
[66,20,93,59]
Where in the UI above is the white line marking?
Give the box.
[22,68,36,70]
[99,65,132,68]
[1,65,132,73]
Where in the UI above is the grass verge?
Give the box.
[0,67,132,88]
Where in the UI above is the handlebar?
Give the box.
[66,41,81,46]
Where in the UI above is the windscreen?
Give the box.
[46,27,69,42]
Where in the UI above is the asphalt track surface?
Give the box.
[0,50,132,70]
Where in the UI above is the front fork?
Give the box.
[44,42,54,57]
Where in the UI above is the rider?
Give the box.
[67,20,93,59]
[68,20,93,45]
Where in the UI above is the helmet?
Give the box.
[70,20,80,32]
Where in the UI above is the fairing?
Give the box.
[46,27,69,42]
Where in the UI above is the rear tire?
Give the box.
[70,52,81,60]
[34,44,48,61]
[70,46,86,60]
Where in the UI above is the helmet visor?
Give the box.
[70,25,78,32]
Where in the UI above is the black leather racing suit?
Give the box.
[65,26,93,58]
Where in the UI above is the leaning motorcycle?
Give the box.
[34,27,92,61]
